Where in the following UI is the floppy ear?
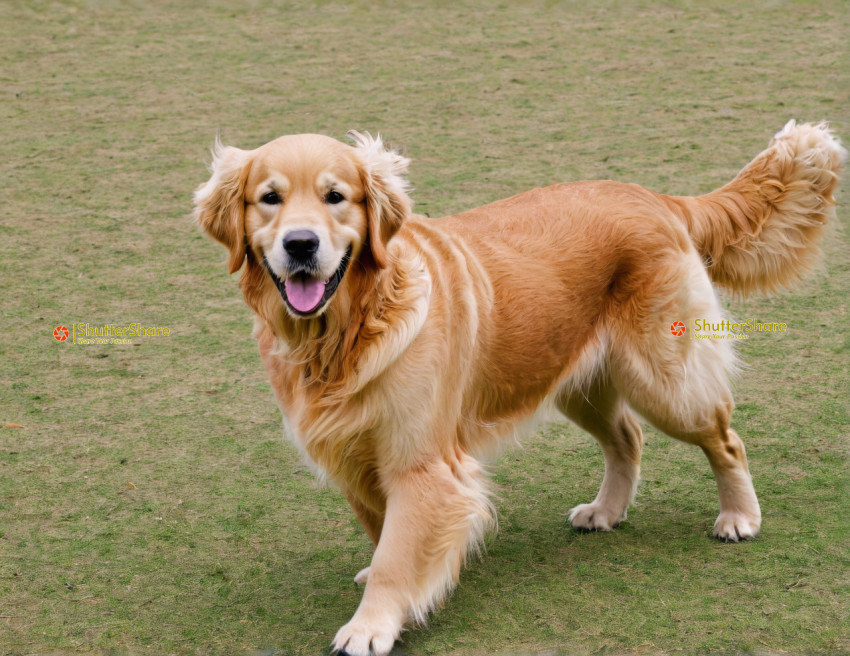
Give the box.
[348,130,412,269]
[193,138,252,274]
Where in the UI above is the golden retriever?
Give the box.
[194,122,845,655]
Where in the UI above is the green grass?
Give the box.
[1,1,847,654]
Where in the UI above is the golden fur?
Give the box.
[194,121,845,656]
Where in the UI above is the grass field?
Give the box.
[1,1,848,654]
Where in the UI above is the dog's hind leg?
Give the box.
[558,373,644,532]
[625,388,761,542]
[608,259,761,541]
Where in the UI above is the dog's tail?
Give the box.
[663,121,846,296]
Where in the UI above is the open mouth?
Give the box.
[263,246,352,317]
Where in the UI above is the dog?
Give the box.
[194,122,845,655]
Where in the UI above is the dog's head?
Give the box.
[194,131,411,318]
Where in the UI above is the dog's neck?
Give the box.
[241,244,431,397]
[240,251,364,378]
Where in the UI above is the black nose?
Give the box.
[283,230,320,261]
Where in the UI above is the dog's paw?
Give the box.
[353,567,370,586]
[332,615,397,656]
[712,511,761,542]
[568,502,624,532]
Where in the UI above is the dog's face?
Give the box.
[194,132,411,319]
[246,135,365,316]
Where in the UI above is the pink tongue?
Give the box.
[284,277,326,313]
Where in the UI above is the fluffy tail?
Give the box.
[664,121,846,296]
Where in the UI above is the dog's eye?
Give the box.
[325,191,345,205]
[260,191,281,205]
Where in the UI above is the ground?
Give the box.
[0,1,847,654]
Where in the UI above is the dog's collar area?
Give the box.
[263,245,353,317]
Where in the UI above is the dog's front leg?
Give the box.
[342,487,384,586]
[332,457,492,656]
[343,487,384,548]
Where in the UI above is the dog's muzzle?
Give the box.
[263,245,353,317]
